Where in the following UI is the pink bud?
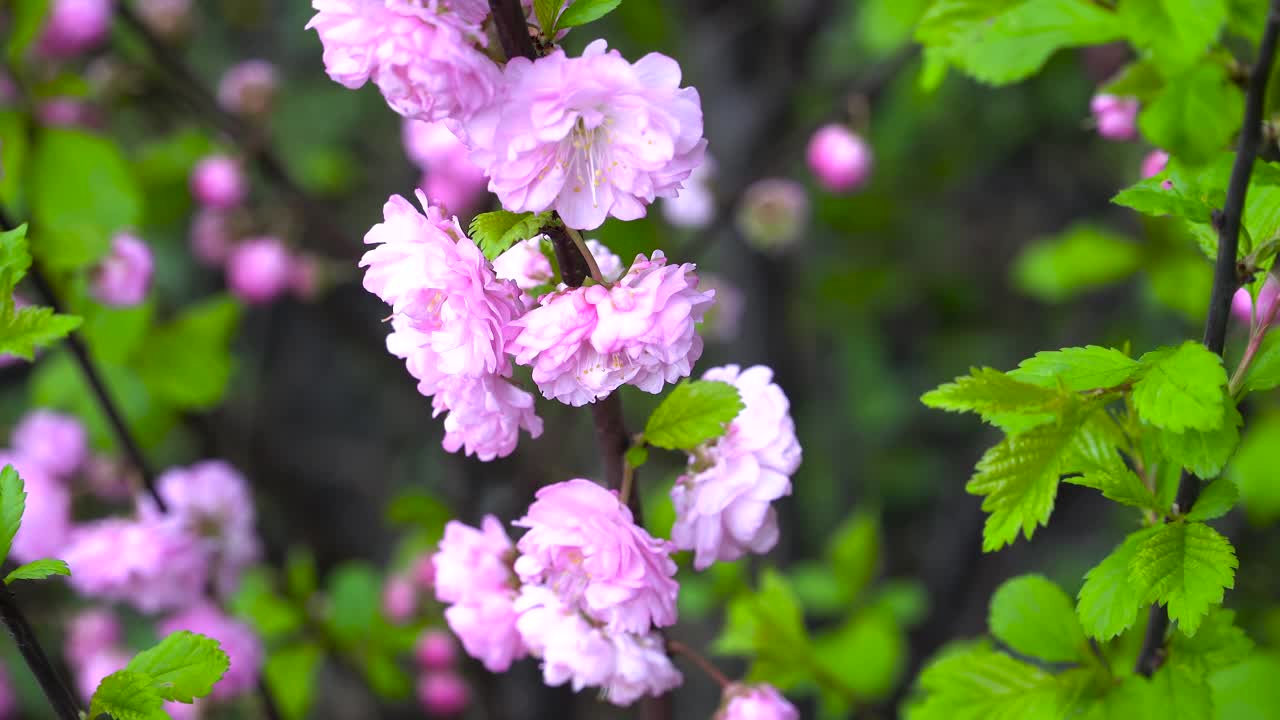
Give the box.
[288,253,322,300]
[737,178,809,253]
[1141,150,1169,179]
[382,575,417,623]
[1233,275,1280,327]
[190,209,234,267]
[1090,94,1139,142]
[135,0,192,38]
[36,98,102,129]
[227,237,292,304]
[417,672,469,717]
[806,123,873,193]
[218,60,279,116]
[415,630,457,671]
[412,554,437,590]
[91,233,153,306]
[38,0,113,58]
[191,155,248,210]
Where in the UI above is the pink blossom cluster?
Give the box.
[1090,94,1139,141]
[217,60,279,116]
[716,684,800,720]
[91,233,153,307]
[1234,274,1280,330]
[671,365,802,570]
[403,119,487,215]
[0,411,87,563]
[409,629,470,715]
[432,481,682,705]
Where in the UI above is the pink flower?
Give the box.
[584,240,624,283]
[11,409,87,478]
[190,210,234,267]
[62,516,209,613]
[38,0,113,58]
[306,0,501,128]
[0,453,72,563]
[698,273,744,342]
[1233,275,1280,327]
[737,178,808,253]
[444,591,526,672]
[494,238,555,290]
[432,374,544,462]
[227,236,292,304]
[91,233,154,307]
[671,365,801,570]
[404,120,488,214]
[288,253,323,299]
[419,168,489,216]
[76,648,130,702]
[65,609,123,671]
[434,515,515,603]
[36,98,103,129]
[1142,149,1169,179]
[807,123,872,193]
[383,574,418,622]
[661,155,716,230]
[508,251,713,406]
[160,604,264,700]
[191,155,247,210]
[514,479,678,633]
[415,629,457,670]
[142,460,261,595]
[466,39,706,230]
[1091,94,1139,141]
[135,0,192,37]
[417,671,469,717]
[718,684,799,720]
[218,60,279,116]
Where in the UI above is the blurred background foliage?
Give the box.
[3,0,1280,718]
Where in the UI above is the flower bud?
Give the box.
[417,672,469,717]
[1141,150,1169,179]
[135,0,193,38]
[38,0,113,58]
[91,233,153,307]
[190,209,234,267]
[1234,274,1280,328]
[415,630,457,671]
[191,155,248,210]
[716,683,799,720]
[736,178,808,253]
[382,575,417,623]
[218,60,279,116]
[806,123,873,193]
[36,98,102,129]
[227,236,292,304]
[1090,94,1139,141]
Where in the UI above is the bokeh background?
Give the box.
[2,0,1279,718]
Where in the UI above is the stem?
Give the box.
[1135,0,1280,677]
[0,587,81,720]
[565,227,606,284]
[1229,327,1266,395]
[667,641,731,689]
[620,456,636,507]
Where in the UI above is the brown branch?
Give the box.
[0,585,81,720]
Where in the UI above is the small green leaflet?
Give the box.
[1132,342,1228,432]
[1098,665,1213,720]
[1153,400,1241,479]
[0,225,33,298]
[555,0,623,30]
[1011,224,1141,302]
[1077,526,1160,640]
[624,445,649,469]
[988,575,1086,663]
[468,210,552,262]
[1167,608,1253,675]
[921,367,1063,426]
[1065,462,1162,513]
[4,558,69,585]
[1008,345,1140,392]
[1138,63,1242,167]
[534,0,561,33]
[127,631,230,703]
[1128,520,1237,636]
[0,466,25,564]
[1118,0,1227,75]
[0,225,81,360]
[1184,478,1238,521]
[1241,331,1280,394]
[712,570,812,690]
[643,380,743,451]
[90,670,168,720]
[911,644,1079,720]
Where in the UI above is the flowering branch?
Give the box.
[0,584,81,720]
[1134,0,1280,677]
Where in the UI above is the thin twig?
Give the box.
[0,586,81,720]
[667,640,731,689]
[565,227,605,284]
[1135,0,1280,677]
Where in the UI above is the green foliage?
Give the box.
[133,296,242,410]
[1118,0,1226,74]
[0,111,28,211]
[1185,478,1238,521]
[910,643,1080,720]
[1209,652,1280,720]
[643,380,743,450]
[1008,346,1141,392]
[3,558,69,584]
[1228,414,1280,522]
[1101,665,1213,719]
[1138,64,1243,166]
[0,225,81,360]
[90,670,168,720]
[229,568,305,641]
[1241,331,1280,394]
[1153,400,1241,479]
[555,0,623,30]
[624,444,649,468]
[1065,462,1162,513]
[29,129,142,270]
[714,569,811,686]
[1168,609,1253,675]
[989,574,1086,662]
[265,643,323,720]
[1132,342,1229,433]
[534,0,561,33]
[468,210,552,261]
[90,632,229,719]
[1077,527,1161,640]
[1129,520,1237,636]
[0,466,24,565]
[829,510,881,602]
[921,367,1062,428]
[1011,225,1142,302]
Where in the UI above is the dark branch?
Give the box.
[488,0,538,61]
[1135,0,1280,677]
[0,586,81,720]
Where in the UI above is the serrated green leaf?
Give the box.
[956,0,1123,84]
[1129,521,1237,636]
[89,669,167,720]
[1241,331,1280,394]
[1113,174,1214,221]
[989,574,1086,662]
[713,570,811,689]
[0,466,24,565]
[534,0,561,33]
[1119,0,1227,75]
[921,367,1064,427]
[127,631,230,703]
[1139,64,1242,166]
[1008,345,1141,392]
[0,225,32,300]
[0,306,82,361]
[1133,342,1228,432]
[4,558,69,584]
[468,210,551,261]
[265,643,323,720]
[1168,608,1252,675]
[555,0,622,29]
[1078,526,1161,640]
[1012,224,1142,302]
[912,644,1078,720]
[1066,463,1161,512]
[1153,399,1241,479]
[644,380,743,451]
[133,296,240,410]
[1185,478,1238,521]
[828,511,880,602]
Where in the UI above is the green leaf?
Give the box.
[643,380,743,451]
[30,129,143,269]
[1133,342,1228,432]
[1209,652,1280,720]
[534,0,561,33]
[468,210,551,261]
[555,0,623,29]
[1012,225,1142,302]
[4,558,69,584]
[133,296,241,410]
[0,225,33,299]
[127,631,230,703]
[265,643,323,720]
[1065,463,1162,513]
[1113,174,1214,221]
[713,570,812,690]
[1118,0,1227,74]
[828,511,880,602]
[1228,414,1280,522]
[0,111,29,211]
[1008,345,1141,392]
[812,607,904,701]
[956,0,1124,84]
[0,306,82,361]
[325,563,381,646]
[1153,400,1242,479]
[1185,478,1238,521]
[1077,526,1161,640]
[286,547,318,601]
[1099,665,1213,720]
[921,367,1063,427]
[1139,64,1243,166]
[1241,331,1280,394]
[228,568,305,641]
[624,445,649,469]
[0,466,25,565]
[912,644,1077,720]
[6,0,51,67]
[1168,608,1252,675]
[1129,520,1237,636]
[89,669,167,720]
[989,574,1086,662]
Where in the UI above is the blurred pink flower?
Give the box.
[584,240,624,283]
[737,178,808,253]
[698,273,744,342]
[160,604,264,700]
[91,233,153,307]
[383,574,418,623]
[65,609,122,671]
[36,98,103,129]
[661,155,716,230]
[190,210,234,267]
[62,516,208,613]
[38,0,113,57]
[807,123,873,193]
[718,684,799,720]
[0,452,72,563]
[227,236,292,304]
[443,591,525,673]
[671,365,801,569]
[0,665,14,719]
[75,648,129,702]
[1141,149,1169,179]
[1091,94,1139,141]
[191,155,247,210]
[217,60,278,116]
[12,409,87,478]
[433,516,526,672]
[417,671,469,717]
[135,0,192,37]
[493,238,554,290]
[1233,275,1280,328]
[466,40,706,230]
[415,629,457,670]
